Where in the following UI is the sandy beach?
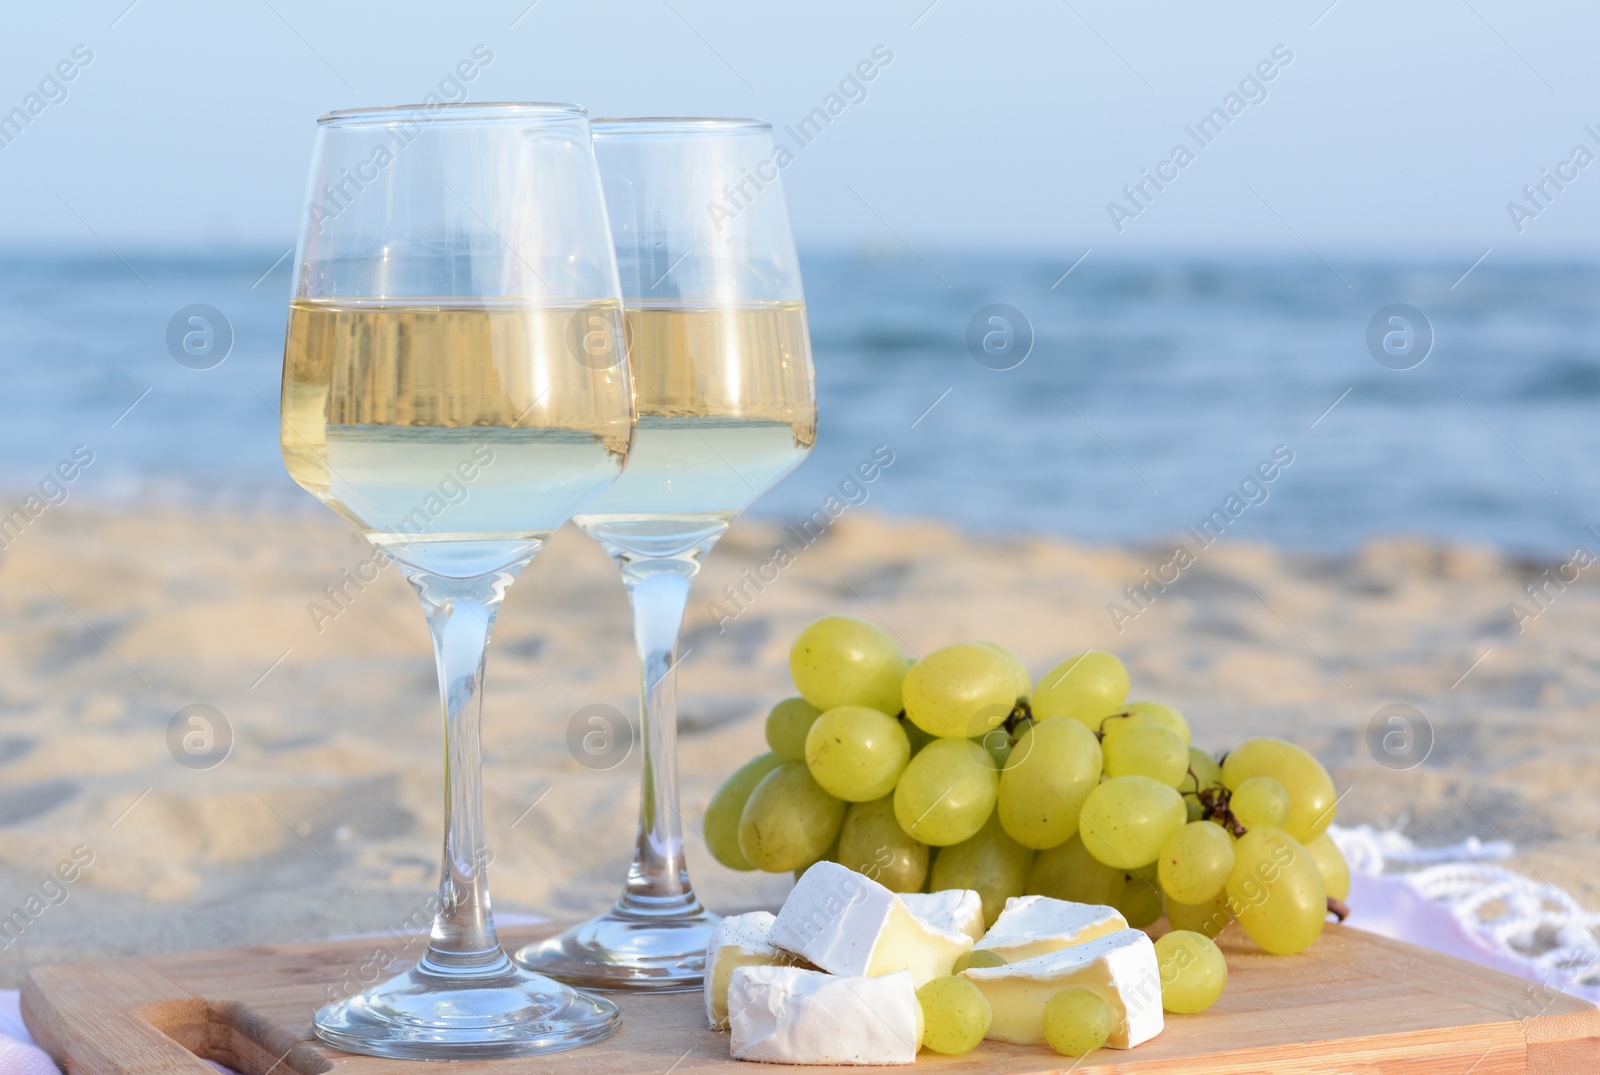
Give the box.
[0,505,1595,987]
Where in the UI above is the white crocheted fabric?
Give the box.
[1330,823,1600,999]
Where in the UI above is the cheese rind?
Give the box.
[962,928,1163,1048]
[770,861,973,986]
[901,889,986,942]
[705,911,802,1030]
[973,895,1126,961]
[728,966,922,1065]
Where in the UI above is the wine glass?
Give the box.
[279,102,633,1059]
[515,118,817,990]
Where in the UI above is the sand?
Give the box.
[0,506,1595,987]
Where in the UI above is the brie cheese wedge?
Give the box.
[973,894,1126,962]
[728,965,923,1065]
[962,927,1163,1048]
[770,861,973,986]
[901,889,985,942]
[705,911,803,1030]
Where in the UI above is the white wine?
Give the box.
[575,303,815,557]
[282,299,633,575]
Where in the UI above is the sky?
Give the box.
[0,0,1595,258]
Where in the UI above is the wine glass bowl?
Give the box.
[280,102,630,1059]
[281,103,634,581]
[514,118,818,991]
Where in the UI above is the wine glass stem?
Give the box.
[617,555,703,915]
[406,566,525,976]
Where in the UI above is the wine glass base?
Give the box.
[313,958,620,1060]
[514,906,720,992]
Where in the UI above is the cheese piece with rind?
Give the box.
[972,894,1126,962]
[705,911,805,1030]
[962,927,1163,1048]
[901,889,985,942]
[770,861,972,987]
[728,965,923,1065]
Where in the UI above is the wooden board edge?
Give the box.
[1524,1006,1600,1074]
[21,964,219,1074]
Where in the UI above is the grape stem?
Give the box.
[1004,699,1033,733]
[1195,784,1247,837]
[1094,709,1133,740]
[1327,897,1350,922]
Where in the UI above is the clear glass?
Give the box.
[279,102,633,1059]
[515,118,818,990]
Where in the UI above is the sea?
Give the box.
[2,250,1596,558]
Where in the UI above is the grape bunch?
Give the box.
[704,615,1350,962]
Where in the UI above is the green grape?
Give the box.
[977,725,1016,768]
[979,641,1033,699]
[1230,775,1291,830]
[804,705,910,802]
[901,715,936,755]
[1154,930,1227,1013]
[1222,738,1338,842]
[1185,797,1205,823]
[1031,651,1129,728]
[1112,870,1164,928]
[738,761,846,872]
[902,643,1017,739]
[1026,834,1127,906]
[1078,776,1187,870]
[703,752,783,870]
[764,697,822,762]
[916,975,992,1055]
[789,615,909,715]
[1123,700,1190,744]
[1102,724,1189,787]
[1305,830,1350,901]
[1181,747,1224,797]
[998,716,1102,849]
[893,738,998,846]
[837,795,928,893]
[1042,987,1111,1056]
[1226,826,1326,955]
[929,812,1034,927]
[1158,821,1235,904]
[793,830,842,880]
[1164,889,1235,939]
[953,949,1005,973]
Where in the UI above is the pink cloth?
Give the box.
[1346,871,1600,1003]
[0,995,59,1075]
[0,1037,60,1075]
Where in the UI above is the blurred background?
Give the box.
[1,0,1596,549]
[0,0,1597,987]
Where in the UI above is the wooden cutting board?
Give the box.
[20,921,1599,1074]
